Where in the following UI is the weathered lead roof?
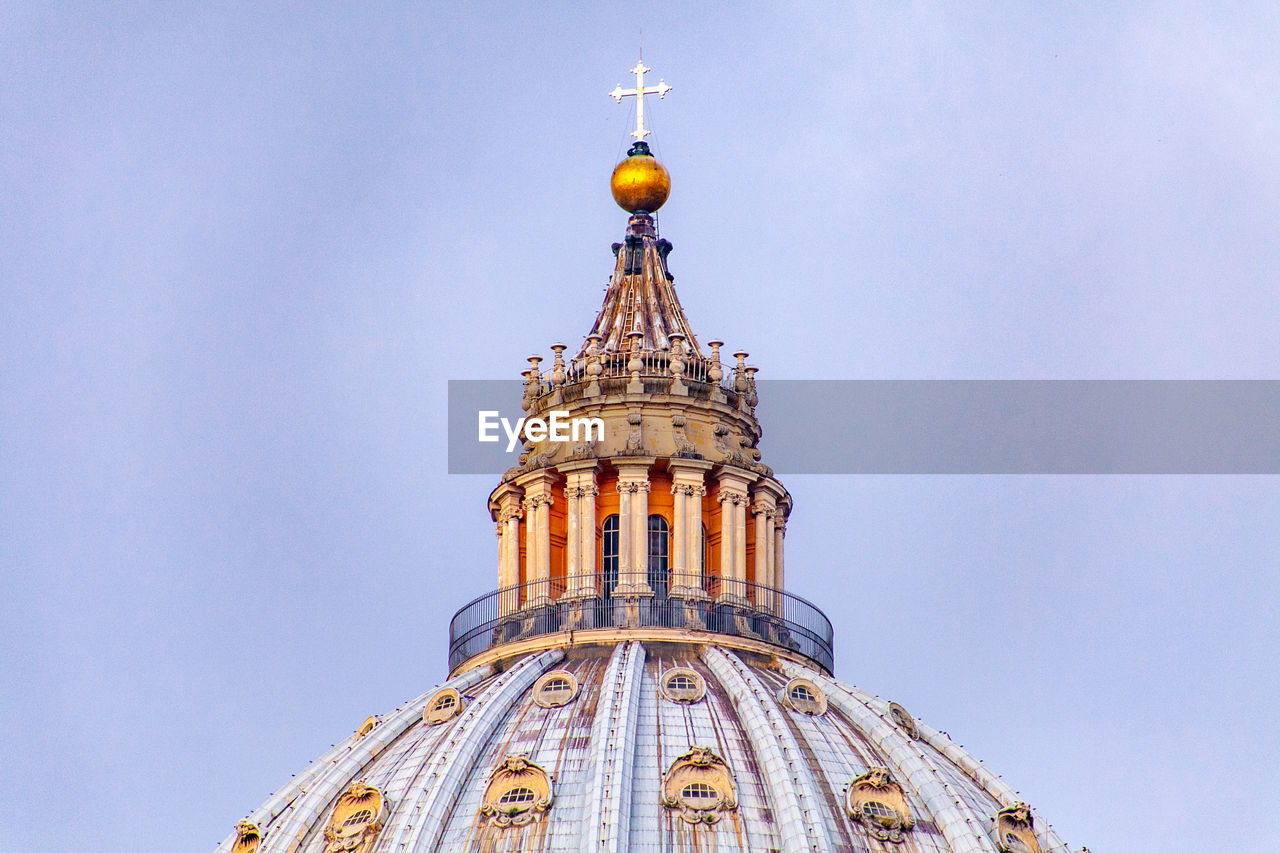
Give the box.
[216,641,1072,853]
[577,213,703,358]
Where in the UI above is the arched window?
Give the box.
[602,514,619,598]
[647,514,669,598]
[499,787,536,806]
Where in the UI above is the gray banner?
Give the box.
[448,380,1280,475]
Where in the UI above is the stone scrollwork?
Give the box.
[479,754,554,827]
[660,746,738,824]
[887,701,920,740]
[321,781,387,853]
[230,821,262,853]
[671,412,701,457]
[846,767,915,843]
[423,687,464,725]
[994,803,1043,853]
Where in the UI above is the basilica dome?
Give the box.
[214,63,1076,853]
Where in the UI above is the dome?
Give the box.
[216,640,1069,853]
[611,141,671,213]
[215,61,1076,853]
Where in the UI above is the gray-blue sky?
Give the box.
[2,3,1277,851]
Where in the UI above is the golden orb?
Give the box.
[611,141,670,213]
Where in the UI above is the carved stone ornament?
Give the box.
[321,781,387,853]
[230,821,262,853]
[846,767,916,843]
[354,715,378,739]
[994,803,1043,853]
[479,754,554,827]
[779,677,828,716]
[423,687,464,725]
[532,670,579,708]
[660,746,738,824]
[888,701,920,740]
[659,667,707,703]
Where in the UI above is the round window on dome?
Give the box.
[423,687,464,725]
[781,677,827,715]
[533,670,580,708]
[480,754,554,828]
[660,668,706,703]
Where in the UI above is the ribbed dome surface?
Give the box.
[217,641,1070,853]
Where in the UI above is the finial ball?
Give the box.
[611,141,670,214]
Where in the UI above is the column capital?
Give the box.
[617,480,651,495]
[672,483,707,497]
[498,505,524,523]
[522,493,554,510]
[489,482,525,521]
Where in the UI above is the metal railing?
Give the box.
[447,571,834,674]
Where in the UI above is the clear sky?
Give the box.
[3,3,1278,851]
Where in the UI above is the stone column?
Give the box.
[669,459,712,600]
[518,471,556,608]
[491,485,524,616]
[715,470,754,605]
[560,461,600,599]
[751,489,778,611]
[773,519,787,615]
[614,460,654,596]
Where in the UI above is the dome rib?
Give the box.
[703,648,837,853]
[791,661,1003,853]
[913,720,1071,852]
[232,663,493,853]
[387,648,564,852]
[583,641,646,853]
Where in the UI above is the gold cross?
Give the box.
[609,59,672,141]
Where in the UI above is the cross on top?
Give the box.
[609,59,672,141]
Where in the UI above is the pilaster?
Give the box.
[714,468,754,605]
[560,461,600,600]
[516,470,557,607]
[613,459,654,596]
[668,459,713,600]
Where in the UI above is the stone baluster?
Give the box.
[707,339,726,403]
[626,331,645,394]
[584,334,603,397]
[668,333,688,396]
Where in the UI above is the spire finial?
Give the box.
[609,58,672,141]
